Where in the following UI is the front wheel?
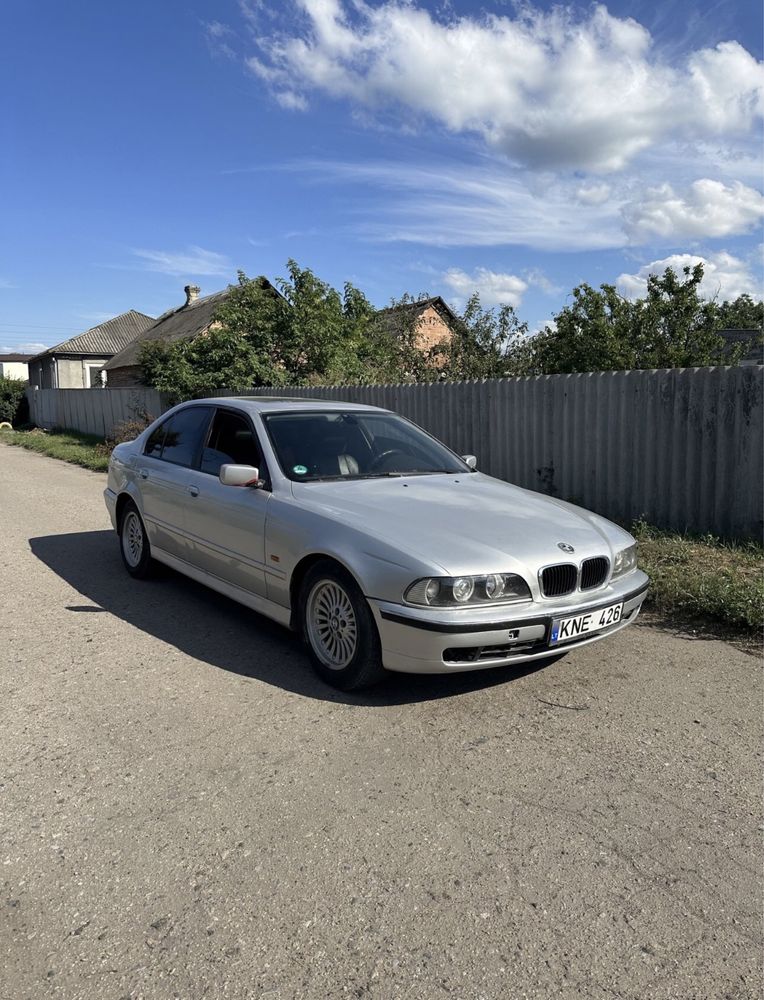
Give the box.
[300,561,386,691]
[118,500,155,579]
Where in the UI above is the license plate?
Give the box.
[550,602,623,645]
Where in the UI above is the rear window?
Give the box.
[146,407,212,468]
[144,421,167,458]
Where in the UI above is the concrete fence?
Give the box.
[25,367,764,539]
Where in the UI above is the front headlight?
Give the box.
[612,543,638,578]
[405,573,532,607]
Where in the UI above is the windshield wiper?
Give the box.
[354,470,458,479]
[299,469,461,482]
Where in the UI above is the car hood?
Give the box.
[291,473,630,576]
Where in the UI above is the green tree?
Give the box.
[443,294,528,380]
[140,274,286,401]
[273,260,400,386]
[512,264,760,374]
[0,375,28,425]
[716,293,764,332]
[140,263,406,397]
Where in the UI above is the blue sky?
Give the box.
[2,0,762,353]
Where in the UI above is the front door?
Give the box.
[183,407,271,598]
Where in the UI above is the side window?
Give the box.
[159,407,212,468]
[144,419,169,458]
[201,410,262,477]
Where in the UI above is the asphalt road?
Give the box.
[0,443,761,1000]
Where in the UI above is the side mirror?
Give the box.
[461,455,477,470]
[219,464,261,487]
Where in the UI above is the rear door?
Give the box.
[183,407,271,598]
[136,406,213,560]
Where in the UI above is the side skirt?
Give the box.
[152,547,293,629]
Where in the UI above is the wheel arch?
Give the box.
[115,486,144,530]
[115,491,132,528]
[288,552,365,630]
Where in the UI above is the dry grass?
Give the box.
[634,520,763,633]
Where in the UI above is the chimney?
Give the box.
[184,284,201,306]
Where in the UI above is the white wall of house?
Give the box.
[29,356,110,389]
[0,361,29,380]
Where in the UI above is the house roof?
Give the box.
[103,288,231,371]
[0,353,34,363]
[103,278,279,372]
[718,328,763,366]
[376,296,459,329]
[29,311,155,363]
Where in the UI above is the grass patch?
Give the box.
[633,520,763,633]
[0,427,111,472]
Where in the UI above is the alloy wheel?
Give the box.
[306,579,358,669]
[122,510,144,568]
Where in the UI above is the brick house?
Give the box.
[376,296,459,354]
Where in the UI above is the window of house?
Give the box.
[85,363,103,388]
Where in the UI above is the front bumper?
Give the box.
[370,571,649,674]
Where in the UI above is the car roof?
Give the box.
[203,396,389,415]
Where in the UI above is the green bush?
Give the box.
[0,375,28,426]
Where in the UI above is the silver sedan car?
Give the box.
[105,397,648,690]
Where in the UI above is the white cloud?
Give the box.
[131,246,232,277]
[576,183,612,206]
[0,278,15,289]
[524,268,562,296]
[275,90,309,111]
[292,158,626,250]
[204,20,236,60]
[247,2,763,172]
[623,179,764,241]
[617,251,763,301]
[0,341,47,354]
[443,267,527,307]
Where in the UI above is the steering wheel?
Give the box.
[368,448,410,473]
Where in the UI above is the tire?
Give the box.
[118,499,155,579]
[300,560,386,691]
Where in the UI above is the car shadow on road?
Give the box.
[30,530,554,706]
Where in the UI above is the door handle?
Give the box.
[139,469,149,480]
[187,485,200,497]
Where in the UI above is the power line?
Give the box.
[0,323,81,331]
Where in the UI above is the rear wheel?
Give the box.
[300,561,386,691]
[118,500,154,579]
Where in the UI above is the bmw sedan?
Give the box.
[104,397,648,690]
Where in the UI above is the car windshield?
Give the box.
[263,411,470,482]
